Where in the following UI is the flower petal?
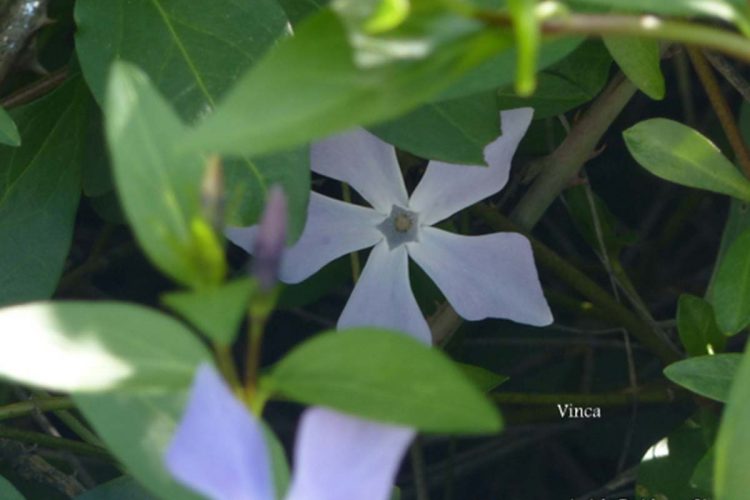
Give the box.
[408,227,552,326]
[339,240,431,343]
[408,108,533,225]
[286,408,414,500]
[311,128,408,213]
[165,364,274,500]
[227,193,385,284]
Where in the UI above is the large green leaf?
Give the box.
[75,391,201,500]
[0,475,24,500]
[624,118,750,200]
[663,354,741,402]
[0,78,88,306]
[75,0,310,234]
[371,91,500,164]
[495,40,612,119]
[105,63,226,289]
[76,477,155,500]
[439,37,583,100]
[186,9,511,158]
[676,294,726,357]
[0,106,20,147]
[162,278,256,346]
[715,343,750,498]
[603,36,664,100]
[75,0,287,122]
[710,228,750,334]
[265,329,502,433]
[0,301,211,392]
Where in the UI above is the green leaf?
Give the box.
[495,41,612,119]
[0,301,211,392]
[75,0,310,236]
[637,420,713,499]
[186,9,510,158]
[0,106,20,146]
[162,278,256,346]
[265,329,502,433]
[690,445,715,492]
[459,363,509,393]
[74,391,201,500]
[0,475,24,500]
[715,343,750,498]
[263,425,290,500]
[279,0,328,25]
[707,199,750,297]
[75,0,288,122]
[439,37,583,100]
[677,294,726,356]
[710,228,750,334]
[664,354,741,402]
[0,78,88,306]
[603,37,664,100]
[624,118,750,200]
[105,62,226,289]
[370,91,500,164]
[76,477,156,500]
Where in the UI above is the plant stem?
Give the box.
[687,47,750,178]
[1,67,68,109]
[472,204,681,364]
[0,397,72,421]
[479,12,750,64]
[245,314,266,403]
[215,343,242,395]
[0,426,114,463]
[511,73,637,229]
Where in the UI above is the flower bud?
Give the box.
[252,186,287,290]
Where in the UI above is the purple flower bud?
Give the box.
[252,186,287,290]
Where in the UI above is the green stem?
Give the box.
[687,47,750,178]
[215,343,242,395]
[245,314,267,404]
[0,426,114,463]
[479,12,750,64]
[0,397,72,421]
[54,409,102,447]
[511,72,637,229]
[472,204,681,364]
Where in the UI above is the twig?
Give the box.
[0,397,72,421]
[703,50,750,103]
[1,67,68,109]
[687,47,750,178]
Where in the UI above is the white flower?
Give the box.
[228,108,552,343]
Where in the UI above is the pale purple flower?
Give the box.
[166,364,414,500]
[228,108,552,343]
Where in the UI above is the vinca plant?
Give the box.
[1,0,750,498]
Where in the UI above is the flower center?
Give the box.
[394,212,413,233]
[377,205,420,250]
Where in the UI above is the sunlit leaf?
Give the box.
[0,301,210,392]
[265,328,503,433]
[624,118,750,201]
[664,354,741,402]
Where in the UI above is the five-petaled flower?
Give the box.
[228,108,553,343]
[165,364,414,500]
